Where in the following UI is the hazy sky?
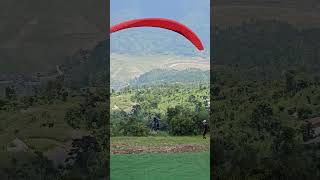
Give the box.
[110,0,210,56]
[111,0,209,23]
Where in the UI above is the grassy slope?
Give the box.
[0,104,70,148]
[111,151,210,180]
[0,98,88,157]
[0,98,92,169]
[110,54,209,88]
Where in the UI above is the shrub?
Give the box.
[118,117,149,136]
[167,106,203,136]
[64,107,84,129]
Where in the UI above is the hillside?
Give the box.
[0,0,107,73]
[210,15,320,179]
[214,20,320,81]
[2,0,320,72]
[214,0,320,29]
[111,53,209,89]
[130,68,209,87]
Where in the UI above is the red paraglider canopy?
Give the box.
[110,18,204,51]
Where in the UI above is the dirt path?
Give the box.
[111,144,209,154]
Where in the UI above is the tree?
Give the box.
[5,86,16,100]
[117,115,149,136]
[284,70,296,92]
[0,99,8,109]
[65,136,104,179]
[302,122,315,141]
[167,106,201,135]
[62,91,69,102]
[250,103,277,132]
[211,86,220,96]
[64,107,83,129]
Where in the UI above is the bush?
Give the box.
[64,107,84,129]
[168,115,199,135]
[118,117,149,136]
[167,106,203,136]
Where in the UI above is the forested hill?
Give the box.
[61,40,109,88]
[129,68,209,87]
[214,20,320,80]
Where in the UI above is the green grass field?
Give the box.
[111,136,210,180]
[111,151,210,180]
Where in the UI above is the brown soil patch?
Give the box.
[111,144,209,154]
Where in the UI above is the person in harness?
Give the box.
[152,116,160,132]
[202,120,208,139]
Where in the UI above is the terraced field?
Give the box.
[0,101,89,167]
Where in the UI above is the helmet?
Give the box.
[202,120,207,123]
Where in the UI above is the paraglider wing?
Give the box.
[110,18,204,51]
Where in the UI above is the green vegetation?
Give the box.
[111,83,209,136]
[212,20,320,179]
[0,39,109,179]
[109,69,210,179]
[0,87,108,179]
[214,0,320,29]
[111,152,210,180]
[3,14,320,180]
[130,68,209,87]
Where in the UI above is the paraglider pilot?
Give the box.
[153,116,160,132]
[202,120,208,139]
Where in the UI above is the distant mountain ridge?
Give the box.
[110,53,210,90]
